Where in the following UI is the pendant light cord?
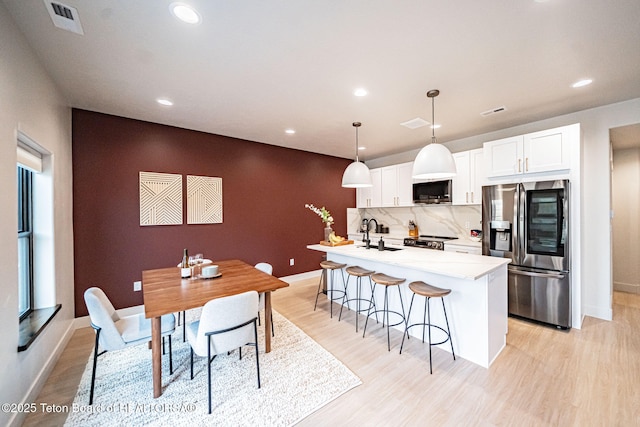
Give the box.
[353,121,362,162]
[431,93,437,144]
[427,89,439,145]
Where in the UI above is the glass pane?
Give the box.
[527,190,564,256]
[17,167,24,232]
[18,235,31,316]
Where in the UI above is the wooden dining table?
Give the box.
[142,259,290,398]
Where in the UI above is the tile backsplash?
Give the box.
[347,205,482,240]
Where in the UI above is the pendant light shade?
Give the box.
[412,89,457,179]
[342,122,372,188]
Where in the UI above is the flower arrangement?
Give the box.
[305,203,334,226]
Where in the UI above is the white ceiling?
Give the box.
[4,0,640,159]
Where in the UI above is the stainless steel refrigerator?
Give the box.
[482,180,570,329]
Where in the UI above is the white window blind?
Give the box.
[17,136,43,173]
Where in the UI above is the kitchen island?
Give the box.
[307,243,511,368]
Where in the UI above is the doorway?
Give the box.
[610,123,640,295]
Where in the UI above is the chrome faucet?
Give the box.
[361,218,378,249]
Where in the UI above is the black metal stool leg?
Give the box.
[339,274,351,321]
[355,277,361,332]
[314,269,326,311]
[400,294,416,354]
[442,298,456,360]
[427,296,433,374]
[362,282,377,338]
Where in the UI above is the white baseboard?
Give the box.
[9,320,76,427]
[614,281,640,294]
[278,269,321,283]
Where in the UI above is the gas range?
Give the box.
[403,235,457,250]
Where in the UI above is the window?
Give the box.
[18,166,34,320]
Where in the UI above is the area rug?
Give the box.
[65,310,361,426]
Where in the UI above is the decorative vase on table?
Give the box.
[324,223,333,242]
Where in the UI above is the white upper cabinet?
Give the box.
[484,125,573,178]
[356,168,382,208]
[452,149,484,205]
[381,162,414,207]
[483,135,524,177]
[523,127,571,174]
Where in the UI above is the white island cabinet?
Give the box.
[307,243,510,368]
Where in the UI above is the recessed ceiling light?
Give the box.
[572,79,593,88]
[354,88,368,97]
[170,3,201,24]
[285,129,296,135]
[157,98,173,106]
[431,124,441,129]
[358,146,366,151]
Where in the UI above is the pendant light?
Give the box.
[342,122,372,188]
[412,89,457,179]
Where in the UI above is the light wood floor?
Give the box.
[24,278,640,426]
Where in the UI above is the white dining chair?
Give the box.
[186,291,261,414]
[84,287,176,405]
[254,262,274,337]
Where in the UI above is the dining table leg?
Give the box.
[265,291,272,353]
[151,316,162,398]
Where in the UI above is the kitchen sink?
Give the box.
[357,245,403,251]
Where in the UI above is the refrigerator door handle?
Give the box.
[509,269,566,280]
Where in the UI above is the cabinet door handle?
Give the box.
[471,192,474,203]
[525,157,529,172]
[518,159,522,173]
[465,192,469,203]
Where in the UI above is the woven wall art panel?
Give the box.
[187,175,223,224]
[139,172,183,226]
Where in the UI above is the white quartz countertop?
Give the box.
[307,243,510,280]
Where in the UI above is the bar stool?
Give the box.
[363,273,407,351]
[314,260,347,318]
[400,281,455,374]
[339,266,377,332]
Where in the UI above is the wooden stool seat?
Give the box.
[320,260,347,270]
[409,281,451,298]
[345,266,375,277]
[372,273,406,286]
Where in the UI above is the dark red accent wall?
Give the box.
[72,109,354,317]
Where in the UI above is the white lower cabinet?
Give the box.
[444,243,482,255]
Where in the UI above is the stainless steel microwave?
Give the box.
[412,179,452,204]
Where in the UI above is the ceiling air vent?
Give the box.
[44,0,84,35]
[400,117,429,129]
[480,106,507,117]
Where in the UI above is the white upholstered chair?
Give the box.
[254,262,275,336]
[84,287,176,405]
[186,291,261,414]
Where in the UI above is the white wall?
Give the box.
[612,147,640,293]
[0,4,74,427]
[368,97,640,323]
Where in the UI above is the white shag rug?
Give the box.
[65,310,361,426]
